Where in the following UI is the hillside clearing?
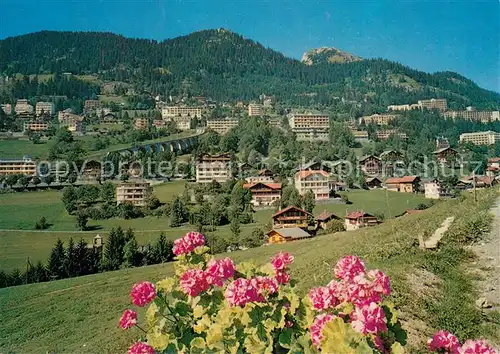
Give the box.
[0,189,498,353]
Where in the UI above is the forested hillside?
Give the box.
[0,29,499,110]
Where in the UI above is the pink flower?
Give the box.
[275,269,291,284]
[350,302,387,335]
[428,330,461,354]
[271,252,294,271]
[173,231,205,256]
[334,255,366,281]
[205,258,235,286]
[308,286,339,311]
[343,274,382,305]
[224,278,264,307]
[460,339,498,354]
[131,282,156,307]
[119,309,137,329]
[253,276,279,295]
[367,269,391,297]
[285,320,294,328]
[128,342,156,354]
[179,269,210,297]
[310,313,335,347]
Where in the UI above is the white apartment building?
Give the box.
[161,106,203,119]
[207,118,238,135]
[248,103,263,117]
[116,182,151,207]
[23,121,50,132]
[288,114,329,130]
[359,114,397,126]
[294,129,329,142]
[459,131,500,145]
[294,170,330,200]
[196,154,232,183]
[443,110,500,123]
[15,99,34,114]
[174,116,192,131]
[35,102,55,116]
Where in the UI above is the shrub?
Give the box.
[119,232,410,353]
[325,219,346,233]
[35,216,49,230]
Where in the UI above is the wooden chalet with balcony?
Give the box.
[243,182,281,207]
[271,205,312,228]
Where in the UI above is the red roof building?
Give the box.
[344,211,378,231]
[385,176,420,193]
[243,182,281,207]
[272,205,312,228]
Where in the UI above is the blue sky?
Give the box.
[1,0,499,92]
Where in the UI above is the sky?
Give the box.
[1,0,499,92]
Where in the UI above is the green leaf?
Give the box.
[175,301,192,317]
[391,342,406,354]
[278,328,293,349]
[189,337,206,354]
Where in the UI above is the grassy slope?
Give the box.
[0,188,427,272]
[0,189,498,353]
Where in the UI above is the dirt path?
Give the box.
[470,197,500,314]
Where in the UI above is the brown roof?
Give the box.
[385,176,419,184]
[366,177,382,183]
[295,170,329,179]
[488,157,500,163]
[316,211,338,222]
[433,147,457,154]
[345,211,375,220]
[267,227,312,239]
[272,205,312,218]
[243,182,281,190]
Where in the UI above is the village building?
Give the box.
[344,211,378,231]
[23,121,50,132]
[359,114,397,126]
[206,118,238,135]
[295,170,330,200]
[376,130,408,140]
[418,98,448,112]
[436,137,450,150]
[0,156,37,176]
[243,182,281,207]
[266,228,312,244]
[195,153,232,183]
[82,160,102,180]
[35,102,55,117]
[297,160,333,173]
[1,103,12,115]
[365,177,383,189]
[443,110,500,123]
[116,182,151,207]
[459,131,500,146]
[172,116,192,131]
[359,155,382,176]
[248,103,263,117]
[433,147,458,164]
[315,211,340,230]
[351,129,369,141]
[15,99,34,114]
[272,205,311,228]
[385,176,420,193]
[246,169,275,183]
[424,179,453,199]
[487,157,500,176]
[161,106,203,119]
[134,118,149,130]
[84,100,101,113]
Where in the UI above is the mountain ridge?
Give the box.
[0,29,498,110]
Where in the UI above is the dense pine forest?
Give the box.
[0,29,499,110]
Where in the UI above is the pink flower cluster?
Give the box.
[224,278,264,306]
[308,285,339,311]
[429,331,498,354]
[334,255,366,281]
[131,281,157,307]
[205,258,236,286]
[172,231,205,256]
[179,269,210,297]
[310,313,335,347]
[119,309,138,329]
[350,302,387,335]
[253,276,279,295]
[271,252,294,285]
[128,342,155,354]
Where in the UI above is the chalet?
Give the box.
[344,211,378,231]
[272,205,312,228]
[102,112,118,122]
[424,179,453,199]
[82,160,102,180]
[246,169,275,183]
[243,182,281,207]
[238,163,254,177]
[385,176,420,193]
[297,160,332,173]
[379,150,403,161]
[316,211,340,230]
[458,176,497,189]
[433,147,458,164]
[365,177,382,189]
[359,155,382,176]
[266,228,312,244]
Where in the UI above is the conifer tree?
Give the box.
[47,239,66,279]
[123,236,142,268]
[103,227,125,270]
[64,238,77,277]
[74,238,90,276]
[155,233,173,263]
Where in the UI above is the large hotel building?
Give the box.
[359,114,397,126]
[459,131,500,145]
[206,118,238,135]
[0,156,37,176]
[388,98,448,112]
[35,102,55,116]
[116,182,151,207]
[23,121,50,132]
[248,103,264,117]
[195,154,232,183]
[15,99,34,114]
[161,106,203,119]
[444,110,500,123]
[294,170,330,200]
[288,113,330,142]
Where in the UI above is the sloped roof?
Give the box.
[366,177,382,183]
[295,170,329,179]
[385,176,419,184]
[316,211,338,221]
[359,155,381,162]
[487,157,500,163]
[272,205,312,218]
[268,227,312,239]
[345,211,375,220]
[243,182,281,190]
[433,147,457,154]
[258,169,274,176]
